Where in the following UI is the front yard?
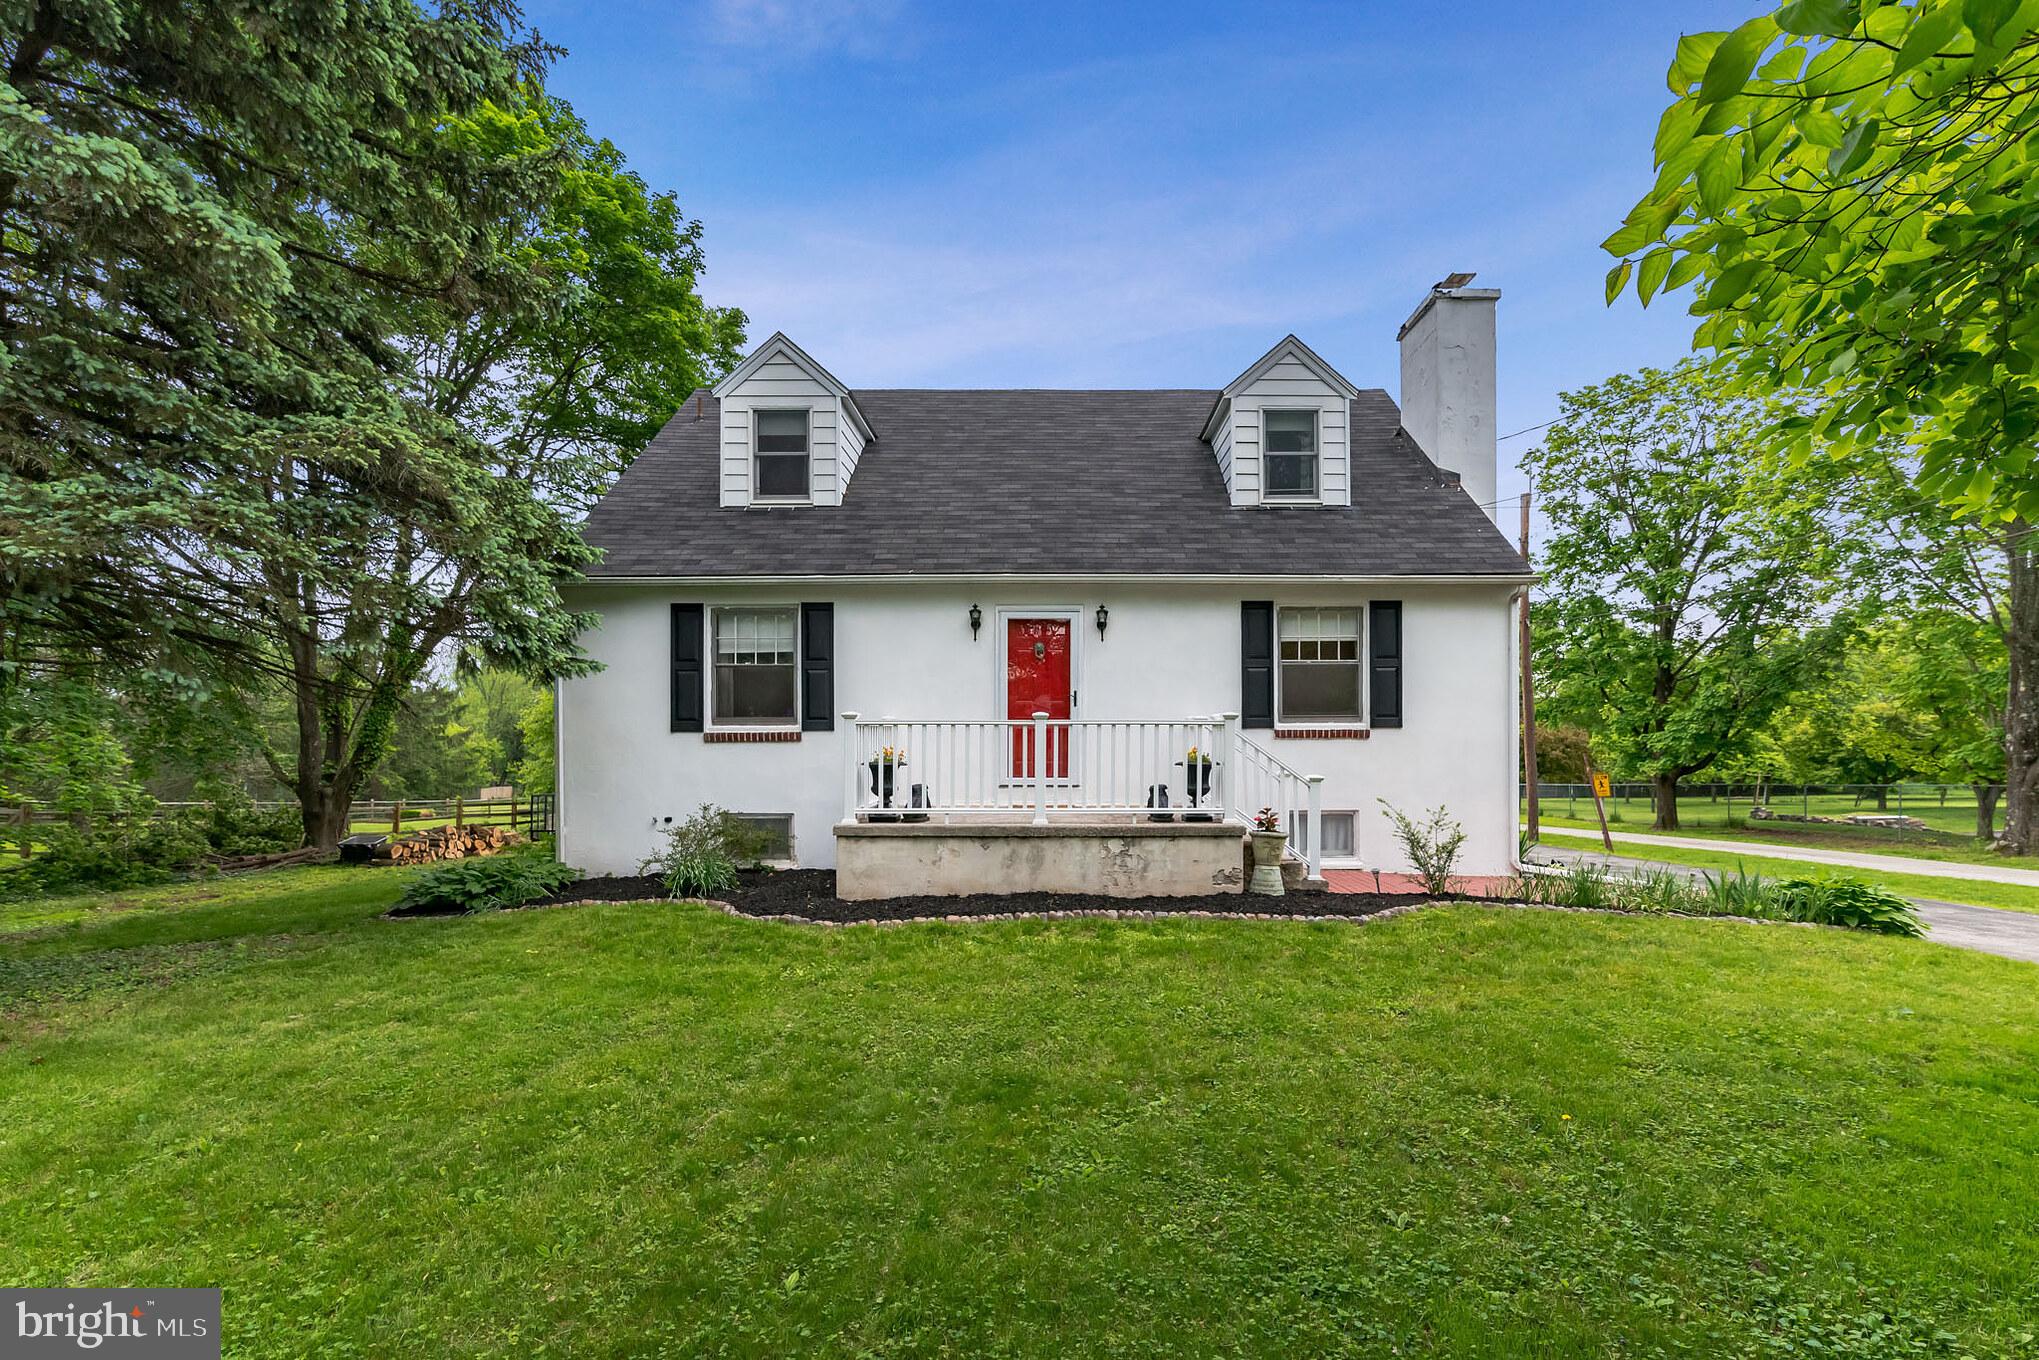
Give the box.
[4,868,2037,1357]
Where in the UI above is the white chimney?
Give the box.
[1398,274,1500,525]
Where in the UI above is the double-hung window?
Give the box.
[1277,607,1362,723]
[1263,409,1318,499]
[712,607,797,725]
[753,410,811,500]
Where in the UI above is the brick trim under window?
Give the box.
[703,730,803,744]
[1274,728,1370,740]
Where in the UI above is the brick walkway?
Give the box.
[1323,870,1517,897]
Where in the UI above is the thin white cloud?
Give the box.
[702,0,908,58]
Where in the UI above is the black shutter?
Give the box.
[1369,600,1403,728]
[1241,601,1274,729]
[670,603,704,732]
[800,602,834,731]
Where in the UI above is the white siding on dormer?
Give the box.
[1231,406,1261,505]
[1216,350,1354,507]
[717,351,849,507]
[1212,409,1236,500]
[838,408,865,491]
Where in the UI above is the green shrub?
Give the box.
[1699,864,1779,919]
[1521,863,1921,937]
[1613,868,1701,915]
[395,850,581,914]
[654,849,739,900]
[1531,861,1613,911]
[192,781,301,856]
[639,805,771,899]
[1774,876,1924,938]
[1379,802,1466,897]
[0,814,211,897]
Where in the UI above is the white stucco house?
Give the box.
[557,276,1530,896]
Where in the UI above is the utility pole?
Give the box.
[1519,492,1541,845]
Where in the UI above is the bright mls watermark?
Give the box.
[5,1290,219,1357]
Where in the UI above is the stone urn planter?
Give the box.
[1247,830,1287,897]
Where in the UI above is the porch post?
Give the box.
[1032,711,1050,826]
[1306,774,1326,882]
[841,712,860,820]
[1219,712,1240,821]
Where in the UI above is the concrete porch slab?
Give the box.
[834,819,1246,900]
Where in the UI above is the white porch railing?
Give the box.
[841,711,1325,878]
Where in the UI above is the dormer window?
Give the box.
[754,410,811,500]
[1263,409,1318,499]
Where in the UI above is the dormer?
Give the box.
[712,333,874,508]
[1200,335,1359,507]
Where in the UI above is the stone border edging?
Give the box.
[534,897,1822,932]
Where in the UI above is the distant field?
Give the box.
[1528,787,1989,838]
[1524,790,2028,870]
[1534,829,2039,914]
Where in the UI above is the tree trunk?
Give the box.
[2003,525,2039,855]
[1872,785,1889,811]
[300,783,356,853]
[1652,772,1681,830]
[1975,783,2002,843]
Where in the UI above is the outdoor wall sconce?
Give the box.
[1095,604,1109,637]
[969,604,982,640]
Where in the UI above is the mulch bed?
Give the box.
[522,868,1461,925]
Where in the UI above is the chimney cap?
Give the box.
[1398,276,1502,339]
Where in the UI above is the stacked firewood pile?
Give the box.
[376,825,524,863]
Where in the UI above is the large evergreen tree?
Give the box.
[1,3,741,846]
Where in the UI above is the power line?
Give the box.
[1498,417,1558,443]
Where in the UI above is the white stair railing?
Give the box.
[842,714,1233,821]
[1225,718,1325,880]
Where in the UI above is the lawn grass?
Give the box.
[5,870,2039,1356]
[1526,809,2036,872]
[1535,828,2039,914]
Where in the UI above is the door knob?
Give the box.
[1033,641,1046,659]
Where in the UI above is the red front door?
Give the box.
[1007,617,1072,778]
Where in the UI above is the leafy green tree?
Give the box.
[512,688,555,796]
[454,668,544,785]
[1604,0,2039,850]
[1526,361,1851,829]
[1811,448,2017,834]
[402,94,745,513]
[2,8,741,847]
[1867,612,2007,833]
[365,681,486,803]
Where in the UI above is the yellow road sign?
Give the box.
[1591,772,1611,799]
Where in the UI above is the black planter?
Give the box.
[867,761,904,808]
[1184,761,1214,801]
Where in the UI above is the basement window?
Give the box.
[1263,409,1318,499]
[732,813,795,863]
[754,409,811,500]
[1290,810,1358,861]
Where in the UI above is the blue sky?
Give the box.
[528,0,1755,513]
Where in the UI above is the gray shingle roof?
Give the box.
[579,388,1527,578]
